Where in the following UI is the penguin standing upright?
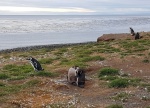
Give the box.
[26,57,44,71]
[130,27,135,36]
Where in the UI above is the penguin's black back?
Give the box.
[31,57,43,71]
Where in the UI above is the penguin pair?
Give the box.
[67,66,85,88]
[26,57,44,71]
[129,27,140,40]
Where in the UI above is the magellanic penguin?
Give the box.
[130,27,135,36]
[26,57,44,71]
[67,66,85,88]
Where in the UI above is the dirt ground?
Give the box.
[0,32,150,108]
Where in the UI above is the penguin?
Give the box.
[67,66,85,88]
[76,68,85,88]
[67,66,79,85]
[26,57,44,71]
[130,27,135,36]
[135,32,140,40]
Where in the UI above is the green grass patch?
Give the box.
[106,104,123,108]
[8,76,26,80]
[98,67,119,77]
[128,78,141,86]
[109,78,129,88]
[0,73,9,79]
[39,58,54,64]
[2,64,33,77]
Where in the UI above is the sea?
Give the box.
[0,15,150,50]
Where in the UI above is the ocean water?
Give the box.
[0,15,150,50]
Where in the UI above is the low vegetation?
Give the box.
[0,32,150,107]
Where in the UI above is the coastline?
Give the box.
[0,41,95,53]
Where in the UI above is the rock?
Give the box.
[97,33,133,42]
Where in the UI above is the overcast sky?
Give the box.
[0,0,150,15]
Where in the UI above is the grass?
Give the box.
[112,92,131,102]
[0,73,9,79]
[0,34,150,107]
[0,82,5,87]
[24,79,41,87]
[98,67,119,77]
[35,71,58,77]
[109,78,129,88]
[2,64,34,78]
[39,58,54,64]
[106,104,123,108]
[0,79,41,97]
[98,67,142,88]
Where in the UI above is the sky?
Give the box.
[0,0,150,15]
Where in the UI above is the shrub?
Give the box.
[98,68,119,77]
[109,78,129,88]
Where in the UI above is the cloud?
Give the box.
[0,0,150,15]
[0,6,95,13]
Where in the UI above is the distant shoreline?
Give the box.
[0,41,95,53]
